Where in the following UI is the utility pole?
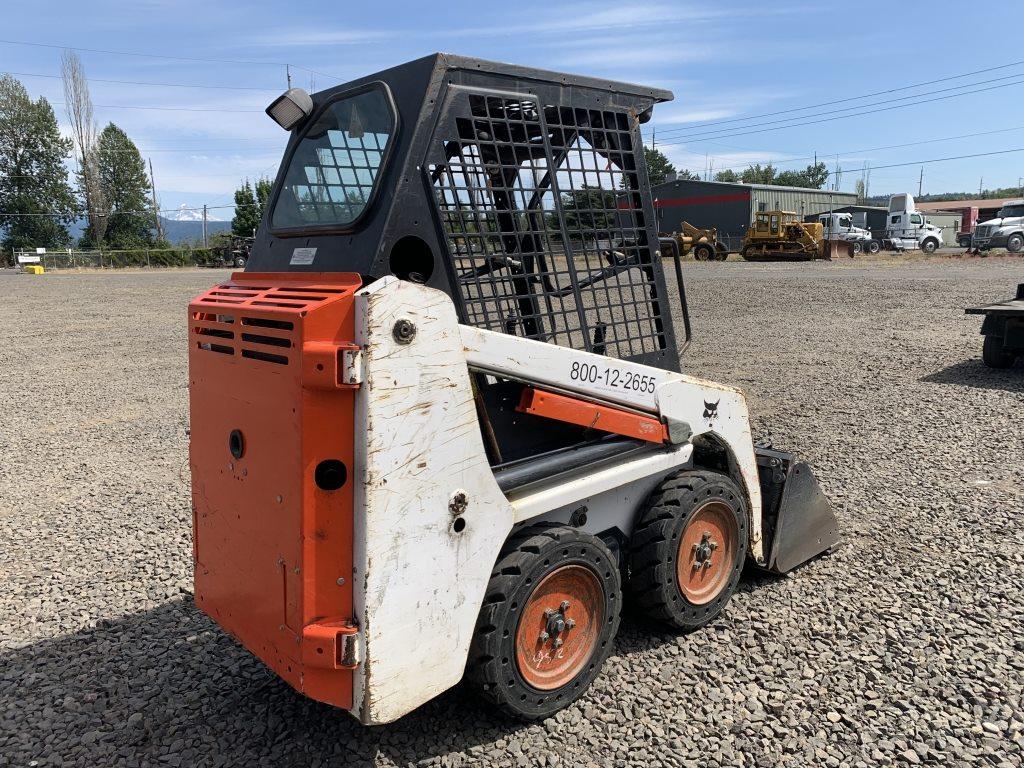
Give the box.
[918,166,923,197]
[148,158,163,242]
[202,204,208,247]
[979,177,983,196]
[651,127,655,151]
[286,64,292,89]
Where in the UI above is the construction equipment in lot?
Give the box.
[188,54,840,725]
[966,283,1024,368]
[664,221,728,261]
[207,235,253,268]
[741,210,848,261]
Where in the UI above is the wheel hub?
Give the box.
[515,565,603,691]
[676,501,737,606]
[691,531,719,570]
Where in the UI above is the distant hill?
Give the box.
[159,216,232,244]
[66,215,232,246]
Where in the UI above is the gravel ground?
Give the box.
[1,259,1022,768]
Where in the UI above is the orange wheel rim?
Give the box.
[515,564,604,691]
[677,501,737,605]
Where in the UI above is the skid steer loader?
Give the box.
[188,54,839,724]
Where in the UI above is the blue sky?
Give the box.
[4,0,1024,218]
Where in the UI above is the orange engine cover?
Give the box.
[188,271,361,709]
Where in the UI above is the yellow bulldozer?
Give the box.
[664,221,728,261]
[741,210,851,261]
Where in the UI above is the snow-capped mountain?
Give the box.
[164,204,224,222]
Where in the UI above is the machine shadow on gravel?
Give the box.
[0,599,540,766]
[0,565,803,766]
[921,359,1024,392]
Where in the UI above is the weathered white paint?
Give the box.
[349,281,770,723]
[461,325,765,562]
[350,277,516,725]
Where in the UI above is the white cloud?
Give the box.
[249,28,392,48]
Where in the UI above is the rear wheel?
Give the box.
[868,240,881,254]
[465,525,621,720]
[693,243,714,261]
[982,334,1016,368]
[1007,233,1023,253]
[628,470,748,630]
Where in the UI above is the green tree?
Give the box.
[713,169,740,183]
[740,163,777,185]
[560,186,616,242]
[775,162,829,189]
[255,177,273,218]
[82,123,155,248]
[0,75,78,250]
[232,180,260,236]
[643,147,676,185]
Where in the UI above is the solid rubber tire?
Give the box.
[465,524,621,720]
[627,470,748,630]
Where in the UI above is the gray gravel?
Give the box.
[1,259,1022,768]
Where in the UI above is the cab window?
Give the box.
[769,214,779,234]
[910,213,922,225]
[271,86,395,230]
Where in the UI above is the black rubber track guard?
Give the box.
[756,448,840,573]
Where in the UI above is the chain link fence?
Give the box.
[9,246,220,270]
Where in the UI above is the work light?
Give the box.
[265,88,313,131]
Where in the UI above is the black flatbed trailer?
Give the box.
[966,283,1024,368]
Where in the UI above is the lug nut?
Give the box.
[539,631,549,642]
[565,618,576,629]
[560,601,570,612]
[553,638,563,649]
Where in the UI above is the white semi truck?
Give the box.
[817,212,876,254]
[971,199,1024,254]
[886,193,943,253]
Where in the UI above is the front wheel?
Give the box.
[233,256,247,268]
[465,525,621,720]
[693,243,714,261]
[852,241,863,255]
[628,470,748,630]
[982,335,1016,368]
[1006,233,1023,253]
[921,238,939,254]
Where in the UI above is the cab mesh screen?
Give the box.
[429,93,669,362]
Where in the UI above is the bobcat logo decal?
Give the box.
[703,399,720,423]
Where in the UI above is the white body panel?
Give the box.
[351,277,516,724]
[350,278,765,723]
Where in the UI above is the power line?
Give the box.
[643,57,1024,136]
[4,69,280,92]
[652,73,1024,143]
[655,124,1024,175]
[0,38,344,82]
[652,77,1024,146]
[0,202,249,218]
[52,100,263,114]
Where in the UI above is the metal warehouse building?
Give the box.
[651,179,858,250]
